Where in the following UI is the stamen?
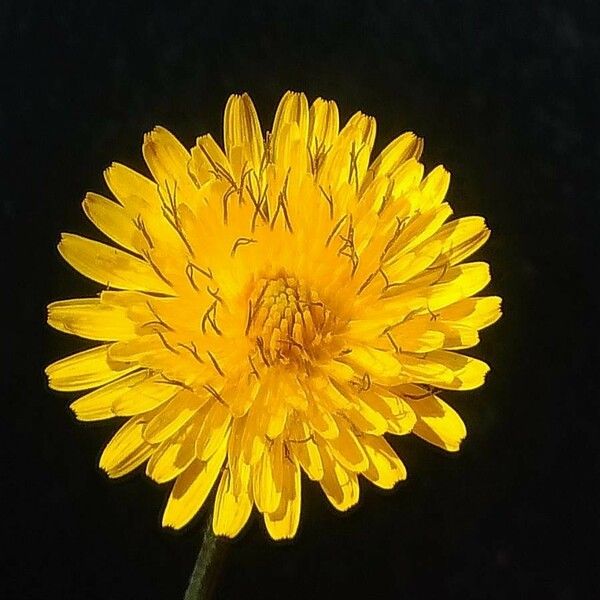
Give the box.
[319,185,334,219]
[247,355,260,380]
[157,374,193,391]
[231,237,258,257]
[158,180,196,257]
[382,216,409,260]
[178,341,204,364]
[348,141,364,192]
[186,262,213,292]
[207,286,224,305]
[222,184,236,224]
[376,178,395,216]
[245,275,344,368]
[141,249,173,287]
[145,301,174,331]
[403,386,438,400]
[206,351,225,376]
[337,216,359,276]
[154,329,180,354]
[245,300,253,336]
[203,384,226,405]
[134,215,154,248]
[270,170,293,232]
[326,214,348,247]
[251,183,270,231]
[201,300,222,335]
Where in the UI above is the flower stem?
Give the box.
[183,515,226,600]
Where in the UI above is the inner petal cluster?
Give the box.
[246,275,343,367]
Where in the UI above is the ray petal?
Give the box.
[409,395,467,452]
[82,192,140,254]
[362,435,407,489]
[223,93,264,173]
[48,298,136,341]
[58,234,173,294]
[162,437,228,529]
[46,345,135,392]
[212,468,253,538]
[70,370,150,421]
[264,454,301,540]
[100,415,157,478]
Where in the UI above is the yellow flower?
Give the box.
[46,91,501,540]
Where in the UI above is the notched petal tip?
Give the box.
[144,124,169,140]
[161,515,183,530]
[99,464,121,479]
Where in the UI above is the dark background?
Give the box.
[2,1,598,598]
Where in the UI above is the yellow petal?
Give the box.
[46,345,135,392]
[362,435,407,489]
[264,456,301,540]
[386,319,446,353]
[289,420,324,481]
[69,370,149,421]
[253,440,283,514]
[223,93,264,172]
[189,134,232,186]
[112,375,180,416]
[58,234,173,294]
[342,346,403,379]
[306,400,339,439]
[326,419,369,472]
[427,262,491,311]
[226,420,252,495]
[320,379,353,410]
[344,397,389,436]
[240,406,269,466]
[271,91,309,163]
[395,353,455,386]
[100,416,156,478]
[195,401,232,461]
[366,131,423,184]
[146,421,199,483]
[47,298,136,341]
[410,395,466,451]
[212,468,252,538]
[308,98,339,174]
[385,397,417,435]
[82,192,140,254]
[320,112,376,193]
[419,164,450,208]
[432,322,480,350]
[429,216,490,267]
[142,126,191,188]
[385,203,452,260]
[108,334,165,363]
[143,391,207,444]
[162,438,228,529]
[384,247,439,289]
[265,399,289,440]
[438,296,502,330]
[319,446,359,511]
[426,351,490,390]
[104,162,160,211]
[386,157,425,197]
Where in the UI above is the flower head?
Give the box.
[46,91,501,539]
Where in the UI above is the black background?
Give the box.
[2,1,598,598]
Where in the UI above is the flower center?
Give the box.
[247,275,339,366]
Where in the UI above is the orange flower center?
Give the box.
[247,275,341,366]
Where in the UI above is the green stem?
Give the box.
[183,515,226,600]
